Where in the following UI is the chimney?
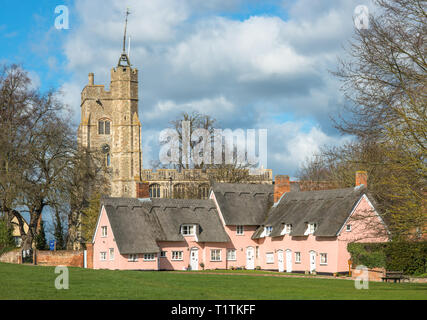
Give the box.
[274,175,290,203]
[88,73,94,85]
[136,182,150,198]
[355,171,368,188]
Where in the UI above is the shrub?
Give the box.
[347,241,427,275]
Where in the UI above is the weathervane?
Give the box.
[118,8,131,67]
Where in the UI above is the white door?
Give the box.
[286,250,293,273]
[190,248,199,270]
[309,251,316,273]
[277,250,284,272]
[246,247,254,270]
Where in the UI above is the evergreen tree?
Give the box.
[0,218,15,248]
[53,211,65,250]
[35,220,47,250]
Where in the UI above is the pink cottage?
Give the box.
[92,172,389,274]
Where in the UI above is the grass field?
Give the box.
[0,263,426,300]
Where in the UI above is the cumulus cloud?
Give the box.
[57,0,364,175]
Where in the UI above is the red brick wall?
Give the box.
[36,250,84,268]
[136,182,150,198]
[0,249,21,264]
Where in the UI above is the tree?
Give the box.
[35,220,47,250]
[160,112,267,199]
[301,0,426,239]
[80,193,102,244]
[0,217,14,249]
[0,64,106,250]
[53,207,65,250]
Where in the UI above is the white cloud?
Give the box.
[57,0,362,175]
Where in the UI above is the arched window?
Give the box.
[198,184,210,199]
[149,184,161,198]
[173,183,185,199]
[98,119,111,135]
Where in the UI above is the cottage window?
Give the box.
[109,248,114,260]
[346,225,351,232]
[143,253,155,261]
[101,226,107,237]
[160,251,167,258]
[266,252,274,264]
[227,249,236,261]
[236,225,244,235]
[210,249,221,262]
[172,251,183,261]
[295,252,301,263]
[320,253,328,265]
[100,252,107,261]
[128,254,138,262]
[265,226,273,236]
[181,224,195,236]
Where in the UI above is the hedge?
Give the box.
[347,241,427,275]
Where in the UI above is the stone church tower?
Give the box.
[77,48,143,197]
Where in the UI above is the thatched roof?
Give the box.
[212,183,274,226]
[252,186,367,239]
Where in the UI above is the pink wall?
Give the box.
[93,207,158,270]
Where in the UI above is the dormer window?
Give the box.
[308,223,317,234]
[265,226,273,236]
[181,224,196,236]
[281,224,292,235]
[98,119,111,135]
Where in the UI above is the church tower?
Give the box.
[77,10,143,198]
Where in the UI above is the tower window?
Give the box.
[98,120,111,135]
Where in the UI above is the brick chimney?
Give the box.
[355,171,368,188]
[274,175,291,203]
[136,182,150,198]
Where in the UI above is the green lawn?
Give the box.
[0,263,426,300]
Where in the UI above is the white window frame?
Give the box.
[295,252,301,263]
[109,248,114,261]
[226,249,236,261]
[160,251,167,258]
[346,224,351,232]
[143,253,155,261]
[320,253,328,265]
[210,249,222,262]
[266,252,274,264]
[101,226,107,237]
[128,254,138,262]
[236,225,244,235]
[265,226,273,236]
[100,252,107,261]
[181,224,195,236]
[172,251,183,261]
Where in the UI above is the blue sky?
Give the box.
[1,0,369,235]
